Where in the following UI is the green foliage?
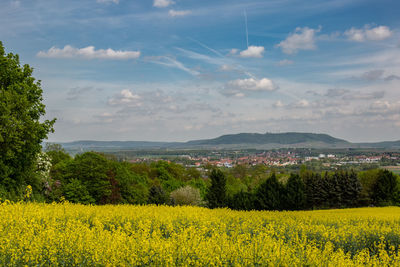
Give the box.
[44,143,71,165]
[373,170,398,206]
[285,173,306,210]
[300,171,324,209]
[255,173,284,210]
[170,185,203,206]
[161,178,184,193]
[206,169,227,208]
[358,169,381,205]
[148,185,169,205]
[188,178,208,198]
[342,170,362,207]
[64,178,94,204]
[69,152,111,204]
[112,162,148,204]
[228,191,255,210]
[226,174,247,198]
[0,41,55,191]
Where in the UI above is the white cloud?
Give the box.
[239,46,265,58]
[229,48,239,55]
[97,0,119,4]
[37,45,140,60]
[229,78,277,91]
[367,100,400,115]
[277,59,294,66]
[277,27,320,54]
[345,25,392,42]
[108,89,141,106]
[153,0,174,8]
[168,9,192,17]
[223,78,278,97]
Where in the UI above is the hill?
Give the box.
[56,132,360,151]
[185,132,349,146]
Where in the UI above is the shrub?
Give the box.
[170,185,203,206]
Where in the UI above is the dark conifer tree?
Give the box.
[285,173,306,210]
[228,190,255,210]
[342,170,362,207]
[255,173,284,210]
[147,185,168,205]
[205,169,227,208]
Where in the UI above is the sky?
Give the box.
[1,0,400,143]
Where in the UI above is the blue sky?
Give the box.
[1,0,400,142]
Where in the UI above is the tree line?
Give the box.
[1,144,399,210]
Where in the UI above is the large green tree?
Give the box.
[0,41,55,191]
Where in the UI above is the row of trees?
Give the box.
[35,146,207,205]
[3,142,399,211]
[223,169,399,211]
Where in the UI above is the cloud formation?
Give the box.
[277,27,320,54]
[168,9,191,17]
[345,25,392,42]
[108,89,142,106]
[223,77,278,97]
[153,0,174,8]
[239,46,265,58]
[353,69,400,82]
[37,45,140,60]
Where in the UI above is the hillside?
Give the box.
[185,132,349,146]
[57,132,358,151]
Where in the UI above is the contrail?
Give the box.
[188,37,225,58]
[244,10,249,48]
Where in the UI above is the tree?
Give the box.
[63,178,95,204]
[341,170,361,207]
[205,169,227,208]
[148,185,169,205]
[44,143,71,165]
[255,173,284,210]
[285,173,306,210]
[228,190,255,211]
[372,170,398,206]
[69,152,112,204]
[0,41,55,191]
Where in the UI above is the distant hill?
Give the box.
[56,132,368,152]
[355,140,400,149]
[186,132,349,146]
[60,140,178,151]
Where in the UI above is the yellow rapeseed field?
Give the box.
[0,202,400,266]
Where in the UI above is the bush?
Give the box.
[170,185,203,206]
[63,179,94,204]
